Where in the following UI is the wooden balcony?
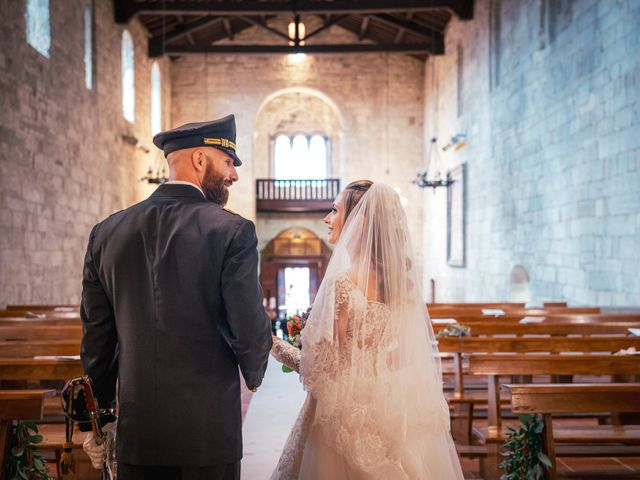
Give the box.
[256,179,340,213]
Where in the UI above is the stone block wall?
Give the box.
[0,0,171,306]
[422,0,640,305]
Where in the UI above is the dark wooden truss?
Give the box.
[114,1,474,59]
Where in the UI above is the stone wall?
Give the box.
[422,0,640,305]
[0,0,171,306]
[170,16,426,275]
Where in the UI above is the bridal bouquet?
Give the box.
[286,306,311,348]
[281,306,311,373]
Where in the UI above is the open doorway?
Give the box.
[260,227,332,336]
[282,267,311,318]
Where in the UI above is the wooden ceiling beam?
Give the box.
[304,15,349,41]
[359,16,370,41]
[148,16,224,56]
[371,14,444,51]
[372,14,442,38]
[121,1,474,21]
[160,43,438,55]
[240,17,291,42]
[223,18,234,40]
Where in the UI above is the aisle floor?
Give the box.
[241,357,307,480]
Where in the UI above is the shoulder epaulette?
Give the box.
[223,207,240,216]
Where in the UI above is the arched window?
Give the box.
[274,134,328,180]
[25,0,50,58]
[84,5,93,89]
[150,62,162,135]
[121,30,135,122]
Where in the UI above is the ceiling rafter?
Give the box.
[223,18,234,40]
[359,16,370,41]
[148,16,224,56]
[157,43,438,56]
[371,14,443,50]
[116,1,473,23]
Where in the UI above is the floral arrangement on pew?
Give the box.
[282,306,311,373]
[499,413,551,480]
[5,421,51,480]
[436,323,471,338]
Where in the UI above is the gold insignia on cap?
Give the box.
[204,138,237,151]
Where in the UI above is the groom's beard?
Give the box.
[203,163,229,206]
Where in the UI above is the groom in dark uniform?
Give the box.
[80,114,272,480]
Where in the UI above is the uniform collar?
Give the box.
[164,180,205,197]
[151,183,210,201]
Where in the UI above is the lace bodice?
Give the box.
[335,275,391,356]
[270,275,391,375]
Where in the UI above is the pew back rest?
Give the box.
[468,354,640,376]
[504,383,640,414]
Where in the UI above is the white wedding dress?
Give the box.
[269,184,464,480]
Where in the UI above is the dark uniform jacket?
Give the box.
[80,183,272,467]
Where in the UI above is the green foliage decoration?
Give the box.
[5,421,52,480]
[499,414,552,480]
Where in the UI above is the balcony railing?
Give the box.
[256,178,340,213]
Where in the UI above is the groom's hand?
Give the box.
[82,422,115,469]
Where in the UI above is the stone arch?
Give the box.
[254,87,345,130]
[510,265,531,303]
[252,87,344,180]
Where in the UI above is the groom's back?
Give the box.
[85,184,249,466]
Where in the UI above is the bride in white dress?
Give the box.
[271,181,464,480]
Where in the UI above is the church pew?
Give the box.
[0,310,80,320]
[439,336,640,443]
[0,339,80,358]
[428,302,526,309]
[0,389,57,472]
[467,354,640,480]
[436,321,640,336]
[0,316,81,326]
[504,383,640,480]
[428,307,601,318]
[6,305,79,311]
[0,358,83,381]
[0,324,83,341]
[438,312,640,324]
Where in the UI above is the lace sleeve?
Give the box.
[271,338,302,373]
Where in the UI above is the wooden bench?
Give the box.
[0,358,83,381]
[0,324,83,341]
[429,307,602,319]
[6,305,79,311]
[504,383,640,480]
[0,389,56,471]
[0,339,80,357]
[467,354,640,480]
[443,312,640,324]
[439,336,640,443]
[436,321,640,336]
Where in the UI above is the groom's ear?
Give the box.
[191,149,208,172]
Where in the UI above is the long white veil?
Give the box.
[300,183,463,479]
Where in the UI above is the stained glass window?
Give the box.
[25,0,50,58]
[121,30,135,122]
